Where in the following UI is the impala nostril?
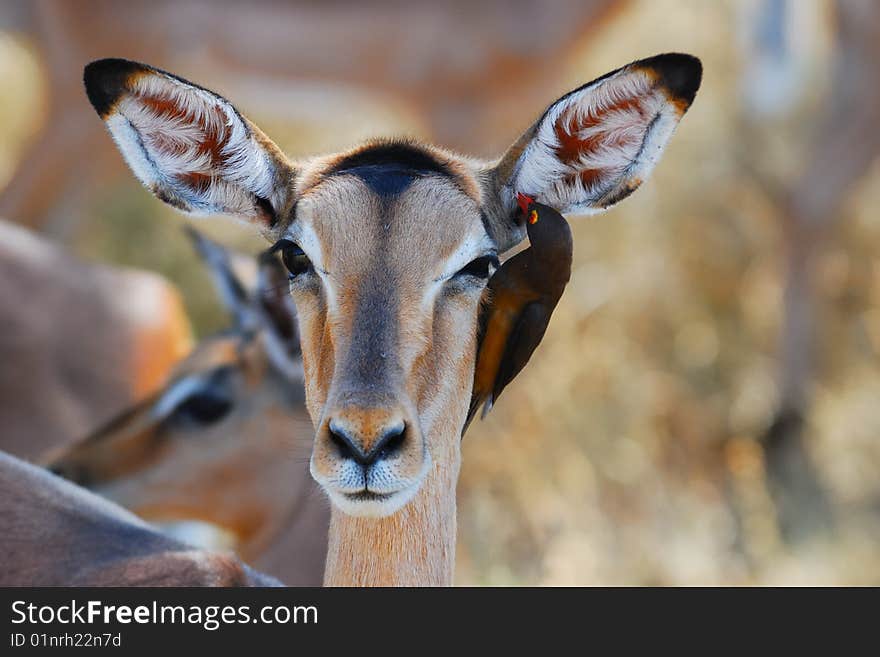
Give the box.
[374,424,406,462]
[326,418,407,467]
[328,422,366,464]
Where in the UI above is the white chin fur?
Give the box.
[311,453,432,518]
[325,484,421,519]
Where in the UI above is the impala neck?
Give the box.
[323,436,460,586]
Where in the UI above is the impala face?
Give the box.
[45,232,315,537]
[84,53,701,519]
[286,147,496,515]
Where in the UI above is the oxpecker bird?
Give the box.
[465,194,573,433]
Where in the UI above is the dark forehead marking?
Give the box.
[325,141,459,198]
[336,164,421,197]
[329,142,453,177]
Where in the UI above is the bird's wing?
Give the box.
[489,301,551,410]
[463,254,527,434]
[463,303,493,432]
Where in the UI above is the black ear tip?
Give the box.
[83,58,149,117]
[642,52,702,107]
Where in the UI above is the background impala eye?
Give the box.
[455,255,499,280]
[275,239,312,278]
[172,388,233,426]
[163,368,235,428]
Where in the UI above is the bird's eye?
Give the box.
[272,239,312,279]
[454,255,499,281]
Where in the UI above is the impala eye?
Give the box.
[454,255,499,281]
[271,239,312,278]
[173,389,233,426]
[163,368,235,428]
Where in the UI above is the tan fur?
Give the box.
[45,332,328,586]
[324,447,459,586]
[282,169,488,585]
[129,283,193,397]
[0,451,281,586]
[0,219,193,461]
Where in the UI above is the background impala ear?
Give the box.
[184,226,255,330]
[483,53,701,250]
[84,58,298,230]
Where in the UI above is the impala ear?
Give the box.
[184,226,255,330]
[84,58,297,229]
[483,53,701,251]
[257,250,300,356]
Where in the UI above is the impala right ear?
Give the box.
[483,53,701,251]
[84,58,297,230]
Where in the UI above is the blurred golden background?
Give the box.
[1,0,879,585]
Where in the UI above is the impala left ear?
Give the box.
[84,58,297,231]
[483,53,701,251]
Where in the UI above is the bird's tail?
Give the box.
[481,397,494,420]
[461,394,494,437]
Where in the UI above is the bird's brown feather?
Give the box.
[464,202,573,435]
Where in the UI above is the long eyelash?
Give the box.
[457,255,498,278]
[261,242,295,284]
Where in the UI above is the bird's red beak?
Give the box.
[516,192,534,215]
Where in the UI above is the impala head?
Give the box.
[45,230,311,543]
[84,53,701,519]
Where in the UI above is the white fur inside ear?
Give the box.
[511,65,684,214]
[103,72,283,220]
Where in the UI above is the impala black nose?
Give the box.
[327,419,407,467]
